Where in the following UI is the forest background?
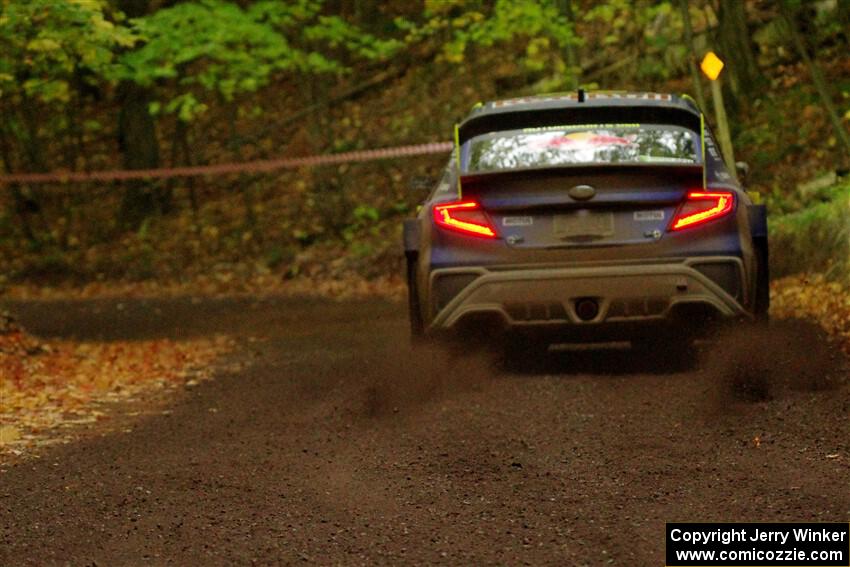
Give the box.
[0,0,848,295]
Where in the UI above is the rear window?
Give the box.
[461,123,700,173]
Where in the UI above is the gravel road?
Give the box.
[1,296,849,565]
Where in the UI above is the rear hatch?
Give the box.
[457,116,705,249]
[460,164,703,249]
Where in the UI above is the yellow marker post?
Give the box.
[700,51,724,81]
[700,51,737,182]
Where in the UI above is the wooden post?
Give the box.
[700,51,738,182]
[710,78,737,181]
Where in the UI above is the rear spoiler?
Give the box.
[454,106,708,197]
[457,105,703,146]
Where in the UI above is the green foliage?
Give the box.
[770,181,850,280]
[1,0,849,287]
[586,0,685,82]
[0,0,135,103]
[118,0,313,121]
[397,0,578,73]
[396,0,692,86]
[584,0,632,44]
[353,204,380,223]
[119,0,399,122]
[341,204,380,243]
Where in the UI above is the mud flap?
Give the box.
[403,219,420,255]
[748,204,769,319]
[403,220,424,339]
[747,204,767,239]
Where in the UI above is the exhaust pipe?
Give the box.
[575,298,600,321]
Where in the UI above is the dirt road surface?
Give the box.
[1,296,849,565]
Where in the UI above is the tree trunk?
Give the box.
[221,101,258,230]
[64,97,84,172]
[839,1,850,42]
[716,0,763,101]
[172,119,200,215]
[307,75,350,238]
[19,98,48,173]
[557,0,580,89]
[0,112,40,244]
[117,82,165,227]
[116,0,166,228]
[678,0,708,112]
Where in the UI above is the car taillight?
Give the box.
[433,200,497,238]
[669,191,735,231]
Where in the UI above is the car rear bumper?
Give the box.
[426,256,751,333]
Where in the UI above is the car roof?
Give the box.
[458,91,703,145]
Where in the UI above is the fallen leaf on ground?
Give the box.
[1,315,232,459]
[0,426,20,444]
[771,274,850,354]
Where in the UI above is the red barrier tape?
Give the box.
[0,141,454,185]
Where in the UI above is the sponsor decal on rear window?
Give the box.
[522,123,640,133]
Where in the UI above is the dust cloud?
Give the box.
[703,319,844,403]
[359,342,497,417]
[357,318,845,417]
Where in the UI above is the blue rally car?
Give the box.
[403,91,768,352]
